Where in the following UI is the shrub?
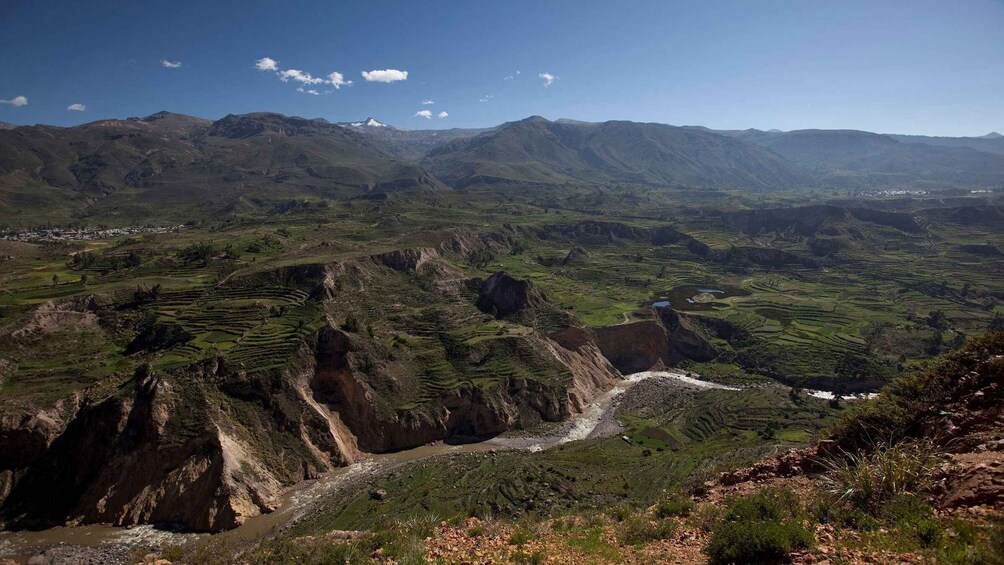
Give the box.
[341,313,361,332]
[687,503,723,533]
[655,494,694,518]
[177,241,215,265]
[879,494,943,549]
[707,520,814,564]
[831,331,1004,451]
[619,516,677,546]
[811,494,879,531]
[606,504,634,522]
[509,528,533,546]
[512,550,547,565]
[706,488,813,565]
[819,441,939,512]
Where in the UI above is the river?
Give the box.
[0,370,739,561]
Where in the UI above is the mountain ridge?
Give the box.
[3,110,1004,226]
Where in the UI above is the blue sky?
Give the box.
[1,0,1002,136]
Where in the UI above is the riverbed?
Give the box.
[0,370,739,561]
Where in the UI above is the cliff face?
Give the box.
[594,307,716,374]
[308,322,619,451]
[0,259,625,532]
[476,272,548,318]
[0,362,324,532]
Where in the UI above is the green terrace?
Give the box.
[153,284,319,371]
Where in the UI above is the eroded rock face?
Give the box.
[476,272,547,318]
[545,326,622,412]
[308,323,598,450]
[594,307,716,374]
[0,355,360,532]
[0,255,624,533]
[12,295,100,337]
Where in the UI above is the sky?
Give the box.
[1,0,1002,136]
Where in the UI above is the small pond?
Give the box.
[649,285,750,311]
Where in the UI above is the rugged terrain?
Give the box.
[4,112,1004,228]
[0,110,1002,563]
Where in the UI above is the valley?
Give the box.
[0,112,1001,564]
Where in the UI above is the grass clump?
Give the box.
[655,492,695,518]
[819,440,939,512]
[509,528,534,546]
[618,515,677,546]
[706,487,813,564]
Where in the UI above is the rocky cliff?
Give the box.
[0,253,629,532]
[594,307,716,374]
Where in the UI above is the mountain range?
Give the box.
[1,111,1002,224]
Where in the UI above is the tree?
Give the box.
[926,310,949,331]
[990,314,1004,331]
[341,314,360,333]
[927,331,944,356]
[51,273,60,286]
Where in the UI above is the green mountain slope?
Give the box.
[425,117,806,190]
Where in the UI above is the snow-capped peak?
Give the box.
[338,117,392,130]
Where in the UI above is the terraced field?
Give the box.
[153,283,319,370]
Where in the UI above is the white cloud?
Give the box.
[478,94,494,102]
[362,69,408,83]
[255,57,279,71]
[67,103,86,111]
[329,72,352,89]
[0,95,28,107]
[421,99,435,105]
[539,72,556,87]
[414,110,432,119]
[255,59,351,91]
[279,69,325,85]
[437,111,448,119]
[504,70,521,80]
[161,60,182,68]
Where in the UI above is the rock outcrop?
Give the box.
[476,272,548,318]
[594,307,716,374]
[0,248,625,533]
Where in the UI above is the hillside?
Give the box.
[721,128,1004,188]
[425,117,806,190]
[4,113,1004,228]
[148,333,1003,564]
[888,132,1004,156]
[0,112,445,226]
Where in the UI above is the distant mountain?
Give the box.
[425,116,805,190]
[0,111,446,222]
[0,122,16,130]
[2,111,1003,225]
[336,117,393,129]
[337,117,492,160]
[885,132,1004,156]
[711,128,1004,188]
